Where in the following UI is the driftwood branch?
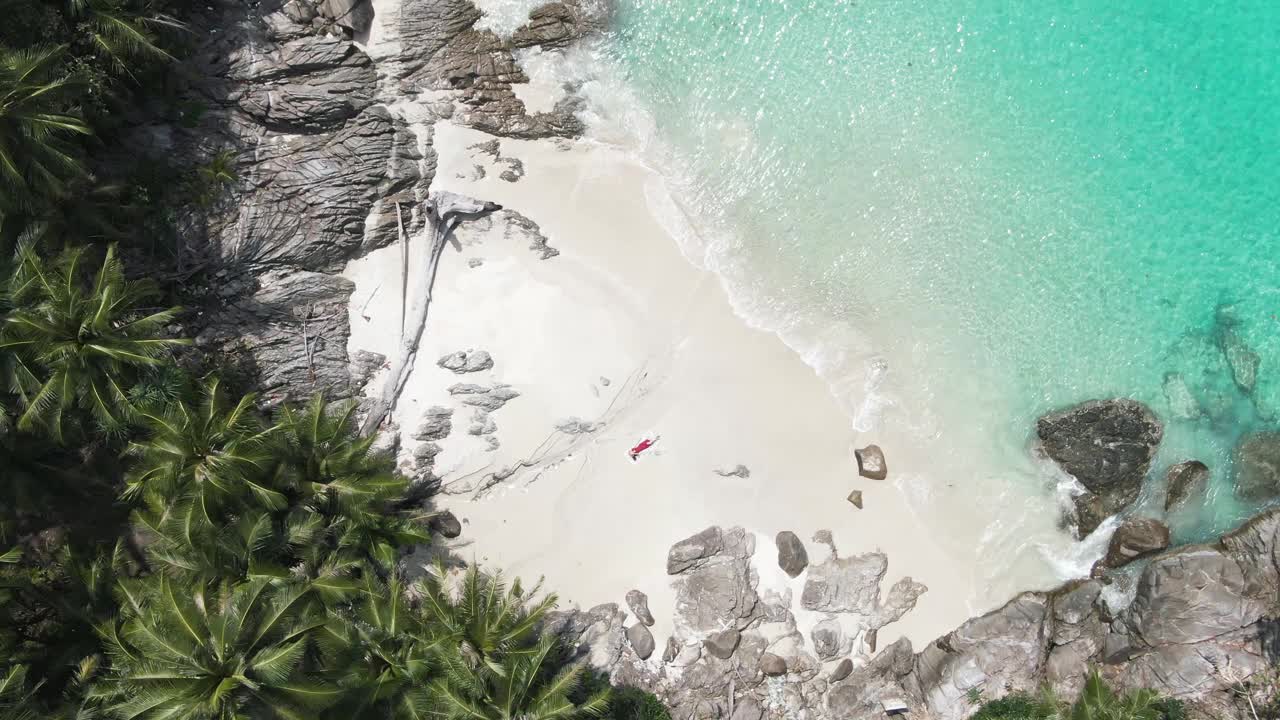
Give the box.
[360,192,500,435]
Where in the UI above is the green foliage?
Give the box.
[94,575,342,719]
[605,687,670,720]
[0,45,90,219]
[0,243,187,442]
[190,149,237,207]
[419,564,610,720]
[0,665,41,720]
[971,672,1185,720]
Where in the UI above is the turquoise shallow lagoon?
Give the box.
[600,0,1280,548]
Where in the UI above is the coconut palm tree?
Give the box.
[0,665,40,720]
[0,45,90,221]
[0,243,186,442]
[62,0,182,77]
[320,573,443,719]
[273,395,429,574]
[416,564,609,720]
[93,575,343,720]
[123,375,279,519]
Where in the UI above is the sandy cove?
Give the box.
[342,120,985,650]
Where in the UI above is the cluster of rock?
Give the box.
[544,510,1280,720]
[547,526,928,720]
[1036,398,1280,567]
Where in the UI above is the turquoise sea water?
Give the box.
[603,1,1280,545]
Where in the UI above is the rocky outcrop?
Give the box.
[666,526,724,575]
[1101,517,1170,568]
[393,0,605,139]
[562,509,1280,720]
[1235,432,1280,502]
[1164,459,1210,511]
[1036,399,1163,536]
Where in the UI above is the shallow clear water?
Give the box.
[597,0,1280,550]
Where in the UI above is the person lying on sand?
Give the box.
[629,434,660,462]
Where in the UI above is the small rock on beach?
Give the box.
[855,444,888,480]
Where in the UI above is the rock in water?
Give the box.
[626,623,655,660]
[1037,399,1163,536]
[1235,432,1280,502]
[855,444,888,480]
[830,658,854,682]
[626,590,654,626]
[759,653,787,676]
[847,490,864,509]
[667,526,723,575]
[428,510,462,539]
[1102,518,1170,568]
[704,628,741,659]
[775,531,809,578]
[1165,460,1210,511]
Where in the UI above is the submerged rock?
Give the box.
[775,531,809,578]
[1235,432,1280,502]
[1102,517,1170,568]
[1165,460,1210,511]
[1037,399,1163,536]
[855,444,888,480]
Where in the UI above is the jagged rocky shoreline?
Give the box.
[160,1,1279,718]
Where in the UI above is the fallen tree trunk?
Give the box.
[360,192,500,435]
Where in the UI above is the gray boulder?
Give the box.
[438,349,495,373]
[1101,517,1170,568]
[1165,460,1210,511]
[428,510,463,539]
[704,628,741,660]
[626,590,654,626]
[811,619,847,660]
[759,653,787,676]
[1037,399,1163,536]
[542,603,627,670]
[802,552,887,614]
[1235,432,1280,502]
[855,444,888,480]
[1127,548,1266,646]
[830,658,854,682]
[667,526,724,575]
[775,531,809,578]
[847,490,864,509]
[673,529,759,632]
[729,696,763,720]
[626,623,655,660]
[413,406,454,441]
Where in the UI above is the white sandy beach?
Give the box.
[344,121,984,649]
